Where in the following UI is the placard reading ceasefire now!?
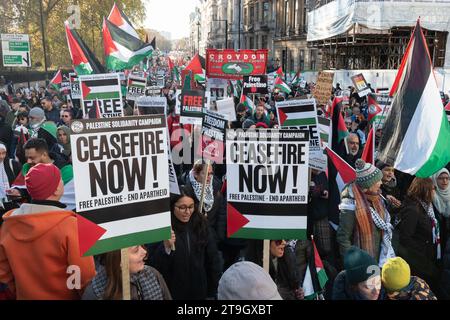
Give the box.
[70,115,171,256]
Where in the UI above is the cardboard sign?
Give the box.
[207,78,228,101]
[276,99,326,171]
[136,96,166,115]
[216,97,236,122]
[180,89,205,125]
[206,49,268,80]
[168,149,180,195]
[242,75,268,95]
[174,89,182,115]
[69,72,81,99]
[226,129,309,239]
[79,73,123,119]
[373,94,392,129]
[60,81,71,96]
[126,74,147,101]
[317,116,332,150]
[351,73,372,98]
[197,110,228,162]
[312,71,334,105]
[70,115,171,256]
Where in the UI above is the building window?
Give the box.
[310,50,317,70]
[303,1,308,33]
[263,1,269,23]
[244,7,247,25]
[262,35,268,49]
[299,50,305,71]
[255,3,259,22]
[294,0,299,30]
[250,5,254,24]
[249,36,254,49]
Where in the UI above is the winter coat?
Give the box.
[336,184,383,261]
[382,276,436,300]
[183,176,223,243]
[0,201,95,299]
[396,197,441,284]
[309,172,329,222]
[148,214,222,300]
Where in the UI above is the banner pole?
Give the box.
[121,248,131,300]
[199,160,211,217]
[263,240,270,273]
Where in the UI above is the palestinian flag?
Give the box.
[318,116,332,149]
[150,37,156,50]
[274,77,291,94]
[291,71,301,86]
[127,76,146,90]
[172,66,181,83]
[107,2,139,39]
[240,93,255,113]
[234,80,243,98]
[81,77,121,101]
[167,57,174,71]
[48,69,62,91]
[325,147,356,193]
[367,94,382,124]
[277,102,317,127]
[103,18,153,71]
[302,238,328,300]
[227,80,234,97]
[12,162,75,209]
[445,102,450,122]
[64,21,106,75]
[275,66,284,78]
[378,20,450,178]
[362,128,375,165]
[330,97,348,145]
[183,54,205,83]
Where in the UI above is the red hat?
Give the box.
[255,122,268,128]
[25,163,61,200]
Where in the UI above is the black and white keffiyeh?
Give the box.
[369,206,395,267]
[189,169,214,213]
[420,201,441,260]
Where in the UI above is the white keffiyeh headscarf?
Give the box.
[431,168,450,218]
[188,169,214,213]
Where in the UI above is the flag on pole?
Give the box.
[275,66,284,79]
[167,57,174,71]
[107,2,140,39]
[325,147,356,193]
[330,97,348,146]
[302,237,329,300]
[103,18,153,71]
[48,69,62,91]
[64,21,106,75]
[274,77,291,94]
[240,93,256,113]
[378,20,450,178]
[361,128,375,165]
[150,37,156,50]
[367,94,382,125]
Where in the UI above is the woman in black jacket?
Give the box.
[147,186,222,300]
[396,177,443,297]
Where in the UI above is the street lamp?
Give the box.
[213,19,228,49]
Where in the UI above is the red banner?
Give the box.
[206,49,268,80]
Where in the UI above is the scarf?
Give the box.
[91,265,164,300]
[419,201,441,260]
[353,185,395,265]
[431,168,450,218]
[188,169,214,213]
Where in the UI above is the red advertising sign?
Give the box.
[206,49,268,80]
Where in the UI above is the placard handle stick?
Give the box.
[199,159,211,217]
[263,240,270,273]
[121,248,131,300]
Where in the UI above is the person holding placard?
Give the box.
[147,186,222,300]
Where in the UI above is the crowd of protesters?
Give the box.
[0,64,449,301]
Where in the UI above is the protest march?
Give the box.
[1,1,450,305]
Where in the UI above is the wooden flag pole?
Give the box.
[121,248,131,300]
[199,160,211,217]
[263,240,270,273]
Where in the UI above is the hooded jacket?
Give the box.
[0,202,95,299]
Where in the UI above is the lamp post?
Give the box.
[213,19,228,49]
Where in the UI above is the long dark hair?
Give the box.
[170,185,208,246]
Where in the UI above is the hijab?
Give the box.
[431,168,450,218]
[57,125,71,157]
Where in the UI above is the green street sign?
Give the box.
[1,34,31,67]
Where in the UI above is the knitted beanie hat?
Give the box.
[344,246,379,285]
[381,257,411,292]
[25,163,61,200]
[355,159,383,190]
